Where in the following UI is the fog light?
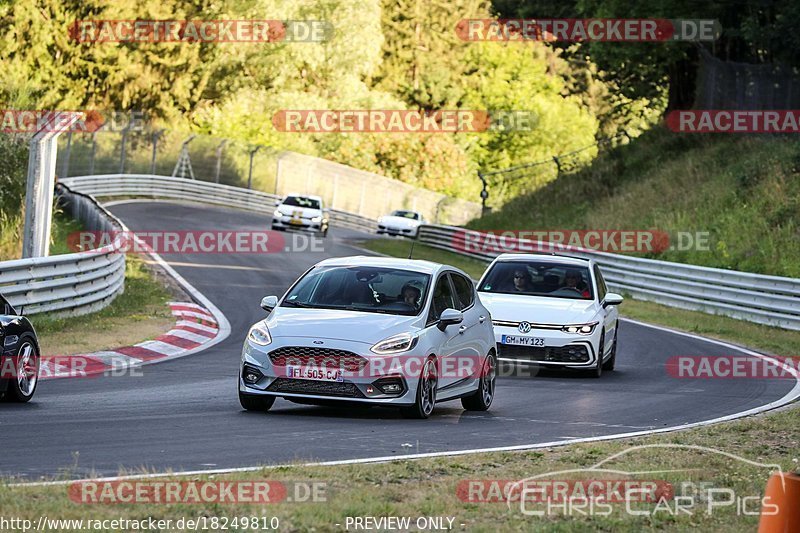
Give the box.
[242,365,263,384]
[373,377,405,395]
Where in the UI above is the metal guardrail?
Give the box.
[9,173,797,330]
[0,183,126,316]
[416,225,800,331]
[60,174,377,232]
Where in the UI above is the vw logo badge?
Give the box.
[518,321,532,333]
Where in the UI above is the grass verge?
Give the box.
[33,254,175,357]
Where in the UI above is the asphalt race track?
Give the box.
[1,202,796,481]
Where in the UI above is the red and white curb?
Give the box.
[40,302,221,380]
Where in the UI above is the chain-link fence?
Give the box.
[477,132,630,213]
[55,130,482,225]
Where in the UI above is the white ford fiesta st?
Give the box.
[477,253,623,377]
[239,256,497,418]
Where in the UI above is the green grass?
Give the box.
[33,254,174,357]
[471,128,800,278]
[0,210,84,261]
[357,237,800,357]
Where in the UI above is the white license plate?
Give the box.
[286,366,343,382]
[502,335,545,347]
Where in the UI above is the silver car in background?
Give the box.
[239,256,497,418]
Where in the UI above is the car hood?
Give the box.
[478,292,598,324]
[264,308,422,344]
[276,205,322,218]
[379,216,421,228]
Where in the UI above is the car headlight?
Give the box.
[311,216,323,223]
[562,322,598,335]
[248,322,272,346]
[273,209,283,218]
[371,333,418,354]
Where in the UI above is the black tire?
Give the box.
[401,357,437,419]
[461,352,497,411]
[602,328,618,371]
[239,391,275,412]
[589,332,605,378]
[3,337,39,403]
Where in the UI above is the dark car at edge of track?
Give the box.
[0,293,41,403]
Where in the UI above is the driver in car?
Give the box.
[564,270,591,298]
[400,283,422,310]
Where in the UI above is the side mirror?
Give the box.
[260,295,279,312]
[437,308,463,331]
[602,293,624,308]
[274,200,282,207]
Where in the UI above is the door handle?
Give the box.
[479,315,486,323]
[458,325,467,334]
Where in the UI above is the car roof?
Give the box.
[314,256,444,275]
[493,253,592,266]
[284,192,323,202]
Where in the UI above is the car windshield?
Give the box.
[281,266,431,316]
[478,261,594,300]
[283,196,321,209]
[390,210,419,220]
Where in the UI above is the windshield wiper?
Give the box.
[282,300,314,308]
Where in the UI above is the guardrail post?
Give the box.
[150,129,164,175]
[60,131,73,178]
[247,146,261,189]
[214,140,227,184]
[119,124,131,174]
[477,171,489,217]
[23,112,82,258]
[88,131,98,175]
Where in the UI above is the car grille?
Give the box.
[497,343,591,363]
[268,346,368,372]
[267,378,364,398]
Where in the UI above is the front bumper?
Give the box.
[272,216,327,233]
[492,324,600,368]
[377,225,418,237]
[240,337,419,405]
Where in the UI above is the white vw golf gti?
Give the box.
[239,256,497,418]
[477,253,623,377]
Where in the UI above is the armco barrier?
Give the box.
[0,183,125,316]
[6,173,798,329]
[416,225,800,331]
[59,174,376,232]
